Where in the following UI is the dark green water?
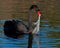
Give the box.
[0,20,60,48]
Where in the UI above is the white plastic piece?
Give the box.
[32,15,40,34]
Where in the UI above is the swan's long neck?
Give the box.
[28,5,41,34]
[28,5,41,48]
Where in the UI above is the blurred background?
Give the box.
[0,0,60,48]
[0,0,60,26]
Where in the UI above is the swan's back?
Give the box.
[4,20,28,39]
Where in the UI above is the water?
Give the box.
[0,20,60,48]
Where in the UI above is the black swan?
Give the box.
[3,5,41,39]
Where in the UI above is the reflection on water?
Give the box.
[0,20,60,48]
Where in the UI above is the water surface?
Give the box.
[0,20,60,48]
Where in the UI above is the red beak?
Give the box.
[37,11,41,16]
